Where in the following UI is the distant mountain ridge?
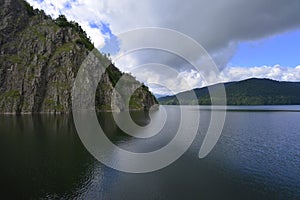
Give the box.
[158,78,300,105]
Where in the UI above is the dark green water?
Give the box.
[0,106,299,199]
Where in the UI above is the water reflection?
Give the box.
[0,115,99,199]
[0,106,300,199]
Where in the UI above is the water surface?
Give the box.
[0,106,299,199]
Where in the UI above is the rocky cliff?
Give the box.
[0,0,158,114]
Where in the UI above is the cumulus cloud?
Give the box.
[219,65,300,83]
[27,0,300,95]
[129,64,204,96]
[133,65,300,96]
[28,0,300,62]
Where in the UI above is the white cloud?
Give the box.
[26,0,300,95]
[128,64,300,96]
[219,65,300,83]
[125,64,203,95]
[28,0,300,67]
[79,22,106,49]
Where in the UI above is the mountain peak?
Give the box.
[0,0,158,114]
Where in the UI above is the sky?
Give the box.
[27,0,300,96]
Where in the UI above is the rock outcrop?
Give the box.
[0,0,158,114]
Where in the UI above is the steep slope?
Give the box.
[158,78,300,105]
[0,0,158,114]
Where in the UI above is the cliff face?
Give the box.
[0,0,158,114]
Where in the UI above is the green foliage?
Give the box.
[23,1,47,17]
[45,99,56,106]
[53,42,74,57]
[31,28,46,41]
[75,39,94,51]
[129,90,144,110]
[54,15,69,27]
[5,55,22,64]
[23,2,94,50]
[23,1,35,16]
[159,78,300,105]
[97,105,112,111]
[106,64,123,87]
[0,90,20,100]
[44,99,64,112]
[55,15,94,51]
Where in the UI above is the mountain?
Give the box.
[158,78,300,105]
[0,0,158,114]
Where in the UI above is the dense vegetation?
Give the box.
[159,78,300,105]
[23,1,94,51]
[54,15,94,51]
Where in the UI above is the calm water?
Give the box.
[0,106,300,199]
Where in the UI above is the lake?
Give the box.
[0,105,299,199]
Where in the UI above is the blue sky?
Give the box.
[98,23,120,55]
[88,21,120,55]
[230,30,300,67]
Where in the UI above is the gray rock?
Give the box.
[0,0,158,114]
